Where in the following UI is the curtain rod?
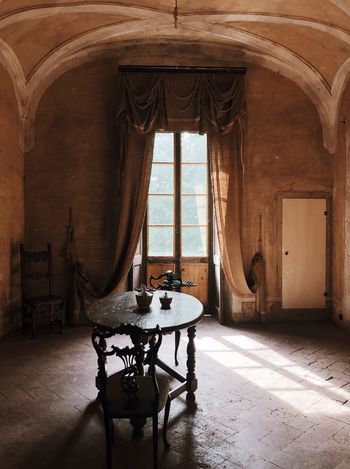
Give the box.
[118,65,247,74]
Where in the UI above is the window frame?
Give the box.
[145,131,210,265]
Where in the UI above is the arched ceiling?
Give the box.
[0,0,349,152]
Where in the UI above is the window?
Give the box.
[147,132,208,259]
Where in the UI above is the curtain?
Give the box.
[105,69,253,298]
[105,129,154,293]
[209,128,252,297]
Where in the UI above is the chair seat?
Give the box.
[24,294,64,306]
[105,374,170,418]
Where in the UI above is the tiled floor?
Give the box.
[1,317,350,468]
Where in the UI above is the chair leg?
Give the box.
[152,414,159,469]
[163,397,171,448]
[22,309,27,334]
[31,314,36,339]
[174,330,181,366]
[104,414,113,469]
[60,308,64,334]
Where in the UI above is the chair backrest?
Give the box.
[20,243,53,298]
[149,270,182,291]
[92,324,163,412]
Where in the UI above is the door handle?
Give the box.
[285,251,289,255]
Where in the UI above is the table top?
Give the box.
[86,290,203,333]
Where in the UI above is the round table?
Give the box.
[87,290,203,403]
[87,290,203,333]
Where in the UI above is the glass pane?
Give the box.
[182,196,207,225]
[181,133,207,162]
[149,195,174,225]
[149,164,174,194]
[153,133,174,162]
[148,227,174,256]
[182,227,207,256]
[181,165,207,194]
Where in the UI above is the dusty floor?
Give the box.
[1,316,350,468]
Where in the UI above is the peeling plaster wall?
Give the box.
[0,63,23,337]
[25,59,119,299]
[239,66,332,322]
[25,59,333,324]
[333,79,350,328]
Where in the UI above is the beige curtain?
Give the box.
[106,69,252,297]
[209,127,252,297]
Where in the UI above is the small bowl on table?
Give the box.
[135,292,153,312]
[159,294,172,310]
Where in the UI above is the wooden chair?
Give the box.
[92,323,171,469]
[20,243,65,339]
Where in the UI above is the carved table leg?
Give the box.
[174,330,181,366]
[186,326,198,403]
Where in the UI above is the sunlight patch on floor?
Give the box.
[195,334,350,415]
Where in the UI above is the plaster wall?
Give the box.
[332,80,350,328]
[239,66,332,322]
[25,59,119,299]
[25,59,333,324]
[0,63,23,337]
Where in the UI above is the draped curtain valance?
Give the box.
[106,68,252,301]
[116,71,247,134]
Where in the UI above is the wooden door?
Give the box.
[282,198,327,309]
[180,263,208,305]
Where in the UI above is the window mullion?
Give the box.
[175,133,181,268]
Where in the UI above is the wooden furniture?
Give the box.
[92,323,170,469]
[149,270,196,366]
[20,243,65,338]
[87,290,203,405]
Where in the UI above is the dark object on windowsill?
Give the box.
[150,270,196,291]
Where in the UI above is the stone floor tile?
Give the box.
[259,423,302,449]
[285,414,317,432]
[334,460,350,469]
[332,424,350,445]
[270,447,342,469]
[2,317,350,468]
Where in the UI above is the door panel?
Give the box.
[282,198,327,309]
[180,263,208,305]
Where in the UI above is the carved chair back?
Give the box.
[20,243,54,298]
[92,324,163,413]
[150,270,182,291]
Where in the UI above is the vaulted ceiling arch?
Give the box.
[23,22,335,152]
[0,1,349,153]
